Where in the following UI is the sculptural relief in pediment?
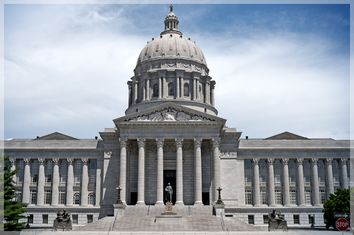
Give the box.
[126,108,214,122]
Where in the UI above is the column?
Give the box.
[9,158,16,184]
[196,80,200,100]
[296,158,305,206]
[206,81,210,104]
[158,77,162,99]
[341,158,348,189]
[176,77,180,98]
[194,138,203,205]
[253,158,261,206]
[66,159,74,205]
[311,158,320,206]
[95,159,102,206]
[156,138,164,205]
[137,138,146,205]
[146,79,150,100]
[37,158,45,206]
[81,158,89,206]
[133,81,138,104]
[175,138,184,205]
[22,159,31,204]
[282,158,290,206]
[212,138,221,203]
[267,158,275,206]
[163,76,167,98]
[211,82,215,106]
[142,80,146,101]
[193,79,196,100]
[128,82,132,106]
[326,158,334,195]
[119,138,127,205]
[51,158,60,206]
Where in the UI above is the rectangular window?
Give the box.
[87,214,93,223]
[305,190,311,205]
[42,214,48,224]
[320,189,326,204]
[263,214,269,224]
[89,174,96,185]
[248,215,255,224]
[59,190,66,204]
[275,189,282,204]
[72,214,78,224]
[30,190,37,204]
[32,174,38,183]
[28,214,33,224]
[308,214,315,224]
[245,190,253,205]
[261,190,267,204]
[293,214,300,224]
[290,189,297,204]
[45,190,52,204]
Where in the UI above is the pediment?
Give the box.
[114,102,226,125]
[265,131,308,140]
[35,132,78,140]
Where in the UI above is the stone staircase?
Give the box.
[76,205,265,231]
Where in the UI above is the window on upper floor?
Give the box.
[88,193,95,205]
[153,84,159,97]
[183,83,189,96]
[168,82,174,96]
[74,193,80,205]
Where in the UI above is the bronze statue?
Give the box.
[268,210,287,231]
[165,182,173,203]
[53,209,72,231]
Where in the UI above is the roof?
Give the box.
[265,131,309,140]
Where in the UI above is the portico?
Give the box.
[114,102,226,206]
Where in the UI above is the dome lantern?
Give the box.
[161,4,182,36]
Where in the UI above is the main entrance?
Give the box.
[163,170,176,204]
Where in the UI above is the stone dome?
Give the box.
[126,5,217,116]
[135,4,207,69]
[136,33,207,68]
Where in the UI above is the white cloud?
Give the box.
[4,5,349,140]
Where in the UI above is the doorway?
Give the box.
[163,170,176,204]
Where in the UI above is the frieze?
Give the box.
[127,107,214,122]
[220,152,237,158]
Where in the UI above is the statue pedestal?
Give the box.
[213,203,225,217]
[113,203,126,217]
[160,202,177,216]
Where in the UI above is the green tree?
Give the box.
[323,188,350,229]
[4,156,27,231]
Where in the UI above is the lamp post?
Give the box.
[116,186,122,204]
[216,187,224,205]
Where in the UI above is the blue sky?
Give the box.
[4,4,350,139]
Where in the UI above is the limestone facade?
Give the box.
[3,5,351,228]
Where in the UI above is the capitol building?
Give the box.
[3,5,351,230]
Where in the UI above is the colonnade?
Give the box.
[119,137,221,205]
[10,158,101,207]
[129,75,215,105]
[251,158,349,206]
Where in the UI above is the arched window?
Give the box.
[153,84,159,97]
[88,193,95,205]
[168,82,174,96]
[74,193,80,205]
[184,83,189,97]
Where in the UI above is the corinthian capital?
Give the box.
[156,138,164,148]
[119,138,127,148]
[212,137,220,148]
[194,138,202,148]
[175,138,183,148]
[137,138,146,148]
